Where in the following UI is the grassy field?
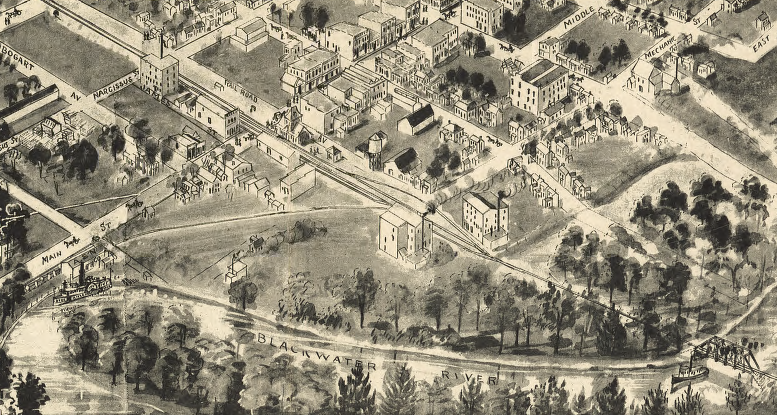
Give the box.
[560,15,656,82]
[683,48,777,137]
[0,14,136,93]
[495,1,578,48]
[1,212,70,274]
[0,127,152,225]
[700,1,777,45]
[192,38,291,108]
[102,84,217,146]
[654,90,777,182]
[566,137,691,206]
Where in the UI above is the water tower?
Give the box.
[367,131,387,171]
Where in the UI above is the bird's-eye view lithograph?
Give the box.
[0,0,774,413]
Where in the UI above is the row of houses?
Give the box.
[439,121,487,171]
[321,0,424,62]
[538,37,595,77]
[596,6,667,38]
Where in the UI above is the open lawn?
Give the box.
[274,0,379,34]
[0,14,136,93]
[654,90,777,182]
[566,137,691,206]
[119,206,506,336]
[560,14,656,82]
[338,107,441,170]
[192,38,291,108]
[700,1,777,45]
[495,1,578,48]
[102,84,218,146]
[684,48,777,137]
[0,126,151,225]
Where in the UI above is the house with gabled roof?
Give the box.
[397,104,434,135]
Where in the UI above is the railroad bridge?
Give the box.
[692,336,777,384]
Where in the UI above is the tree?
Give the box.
[530,376,572,415]
[160,147,173,164]
[467,264,491,332]
[673,385,704,415]
[337,365,376,415]
[300,1,315,27]
[461,88,472,101]
[482,80,497,97]
[600,254,627,304]
[426,159,445,179]
[474,34,486,53]
[0,348,12,391]
[342,268,379,329]
[593,377,626,415]
[484,279,517,354]
[28,144,51,178]
[554,245,578,279]
[423,283,448,331]
[595,305,627,357]
[270,3,277,21]
[65,139,99,182]
[315,6,330,31]
[155,349,184,400]
[124,335,160,392]
[110,130,126,160]
[638,297,661,351]
[726,374,750,415]
[98,307,121,337]
[565,39,579,55]
[448,153,461,171]
[541,283,577,355]
[452,273,470,333]
[128,118,152,141]
[575,290,604,356]
[3,83,18,106]
[288,11,294,26]
[15,372,50,415]
[661,261,692,325]
[598,46,612,68]
[0,121,11,142]
[455,66,469,84]
[469,72,484,90]
[228,279,259,311]
[380,283,413,332]
[459,378,486,415]
[379,363,417,415]
[643,384,669,415]
[576,40,591,61]
[446,68,456,84]
[613,39,631,65]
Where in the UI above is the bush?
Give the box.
[128,2,139,11]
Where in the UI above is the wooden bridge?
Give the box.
[692,336,777,385]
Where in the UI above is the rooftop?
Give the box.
[302,90,339,113]
[412,19,456,47]
[402,104,434,128]
[238,17,266,35]
[383,0,419,8]
[533,66,568,89]
[386,147,419,173]
[358,10,395,24]
[281,163,315,185]
[463,0,503,12]
[383,203,423,227]
[463,192,506,213]
[520,59,556,83]
[329,21,369,36]
[289,49,337,72]
[142,53,179,69]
